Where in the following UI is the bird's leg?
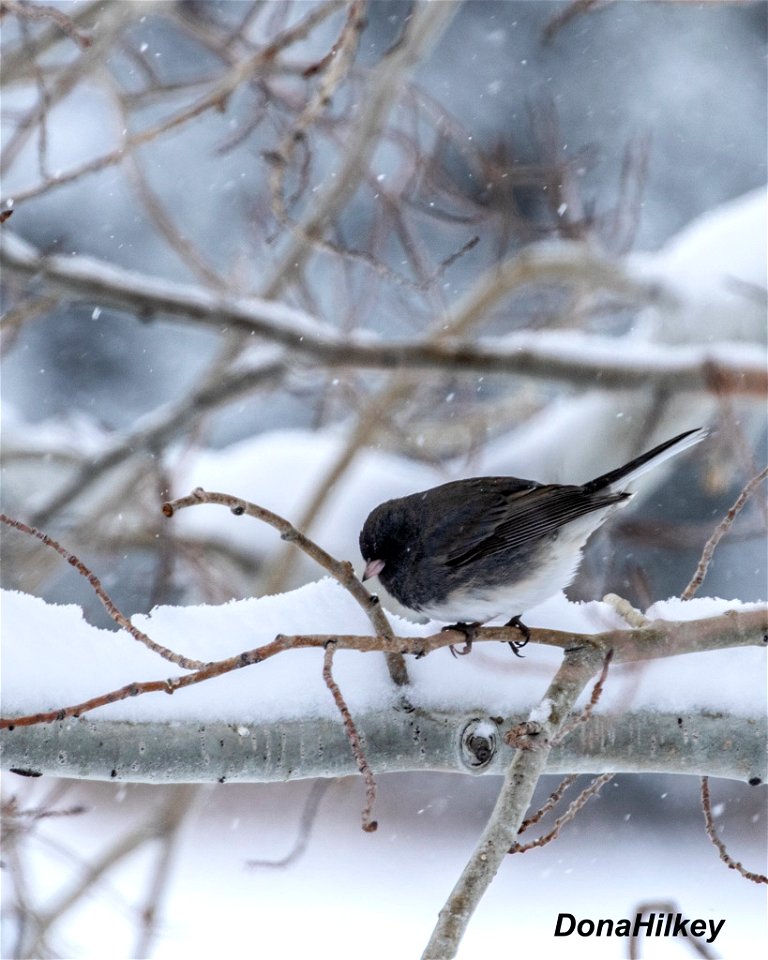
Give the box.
[442,622,479,658]
[505,615,530,657]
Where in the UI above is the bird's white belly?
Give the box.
[417,514,609,624]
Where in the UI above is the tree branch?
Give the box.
[1,608,764,728]
[422,645,606,958]
[2,231,764,393]
[163,488,408,686]
[2,708,764,786]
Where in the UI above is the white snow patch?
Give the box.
[2,588,764,725]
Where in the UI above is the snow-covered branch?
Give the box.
[1,586,765,783]
[2,230,764,393]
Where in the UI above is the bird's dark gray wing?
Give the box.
[443,482,628,568]
[414,478,538,564]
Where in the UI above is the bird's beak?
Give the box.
[363,558,385,581]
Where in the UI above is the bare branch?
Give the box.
[24,354,285,529]
[3,232,764,394]
[163,488,408,686]
[0,0,94,50]
[699,777,767,885]
[261,0,459,299]
[510,773,614,853]
[3,707,764,785]
[0,1,347,206]
[422,645,606,959]
[0,513,205,670]
[323,642,378,832]
[683,465,768,600]
[269,0,368,223]
[19,784,199,958]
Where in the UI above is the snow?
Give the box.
[527,698,553,724]
[172,428,442,563]
[1,403,112,458]
[2,587,764,725]
[5,770,765,960]
[635,188,767,309]
[632,188,767,346]
[2,7,765,956]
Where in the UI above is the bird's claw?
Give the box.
[442,622,478,658]
[505,615,530,658]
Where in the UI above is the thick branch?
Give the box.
[422,645,605,958]
[1,708,763,785]
[3,231,764,394]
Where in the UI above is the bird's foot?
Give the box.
[442,622,479,658]
[505,615,530,658]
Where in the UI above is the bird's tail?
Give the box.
[584,427,708,494]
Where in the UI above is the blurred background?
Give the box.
[1,1,766,957]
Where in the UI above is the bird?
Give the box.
[359,427,707,654]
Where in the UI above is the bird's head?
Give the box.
[359,498,415,584]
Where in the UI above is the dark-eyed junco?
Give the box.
[359,427,706,651]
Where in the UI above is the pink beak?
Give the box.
[363,558,385,581]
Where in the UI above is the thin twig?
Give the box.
[270,0,367,223]
[553,648,614,743]
[3,800,88,823]
[517,774,578,835]
[17,13,51,182]
[109,76,228,291]
[0,0,93,49]
[1,2,134,176]
[163,488,408,685]
[20,785,198,958]
[323,642,377,832]
[686,466,768,889]
[132,785,200,959]
[699,777,767,884]
[510,773,614,853]
[2,608,765,730]
[260,0,458,300]
[247,780,331,868]
[682,465,768,600]
[0,513,205,670]
[25,355,285,529]
[542,0,612,44]
[0,294,59,356]
[0,1,347,207]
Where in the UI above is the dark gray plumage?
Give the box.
[359,428,706,627]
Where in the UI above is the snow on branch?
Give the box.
[1,491,765,788]
[2,230,765,393]
[1,585,765,778]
